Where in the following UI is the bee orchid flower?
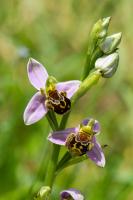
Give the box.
[60,188,84,200]
[23,58,81,125]
[48,118,105,167]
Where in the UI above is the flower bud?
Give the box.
[90,17,111,41]
[34,186,51,200]
[99,17,111,38]
[99,32,122,54]
[60,188,84,200]
[95,52,119,78]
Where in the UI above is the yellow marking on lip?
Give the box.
[88,143,94,151]
[40,88,45,95]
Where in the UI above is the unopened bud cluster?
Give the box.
[94,18,122,78]
[83,17,121,79]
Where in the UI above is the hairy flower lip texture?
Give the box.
[48,118,105,167]
[60,188,84,200]
[23,58,81,125]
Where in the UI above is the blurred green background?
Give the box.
[0,0,133,199]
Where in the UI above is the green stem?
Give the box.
[28,142,50,198]
[56,155,88,175]
[44,111,59,189]
[44,144,60,188]
[38,142,51,182]
[48,110,59,130]
[56,152,71,171]
[46,113,57,131]
[82,52,92,81]
[44,112,71,188]
[72,71,101,105]
[59,112,70,130]
[44,111,71,191]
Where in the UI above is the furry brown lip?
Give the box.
[45,90,71,114]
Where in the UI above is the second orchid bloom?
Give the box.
[23,58,81,125]
[48,118,105,167]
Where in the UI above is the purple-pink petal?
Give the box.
[93,122,100,134]
[23,92,48,125]
[86,137,105,167]
[56,80,81,99]
[82,118,100,134]
[48,127,79,145]
[27,58,48,90]
[60,188,84,200]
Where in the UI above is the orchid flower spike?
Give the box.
[60,188,84,200]
[48,118,105,167]
[23,58,81,125]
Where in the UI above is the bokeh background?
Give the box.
[0,0,133,199]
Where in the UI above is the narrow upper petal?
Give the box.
[60,188,84,200]
[27,58,48,90]
[82,118,100,134]
[48,127,79,145]
[87,137,105,167]
[56,80,81,99]
[23,92,48,125]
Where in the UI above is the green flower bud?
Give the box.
[102,16,111,27]
[89,16,111,45]
[34,186,51,200]
[99,32,122,54]
[99,17,111,39]
[95,52,119,78]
